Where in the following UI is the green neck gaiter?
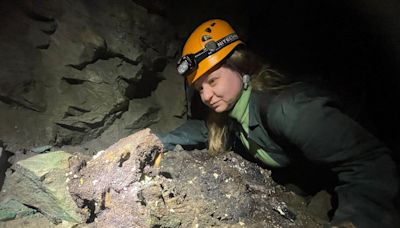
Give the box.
[229,86,281,168]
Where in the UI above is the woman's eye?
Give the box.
[209,78,216,85]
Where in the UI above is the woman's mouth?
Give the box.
[210,100,226,111]
[210,100,220,108]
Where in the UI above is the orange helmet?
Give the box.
[177,19,244,85]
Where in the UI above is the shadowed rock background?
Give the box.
[0,0,399,227]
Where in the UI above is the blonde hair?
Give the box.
[207,111,230,156]
[207,46,290,156]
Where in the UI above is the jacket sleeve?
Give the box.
[267,92,399,228]
[155,119,208,151]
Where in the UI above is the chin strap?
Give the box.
[242,74,250,90]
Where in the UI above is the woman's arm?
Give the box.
[155,119,208,151]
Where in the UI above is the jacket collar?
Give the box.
[248,90,263,129]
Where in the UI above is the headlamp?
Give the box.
[177,33,240,77]
[177,54,195,76]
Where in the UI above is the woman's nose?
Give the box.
[201,86,213,103]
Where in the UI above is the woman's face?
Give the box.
[194,65,243,113]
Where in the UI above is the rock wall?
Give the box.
[0,0,186,154]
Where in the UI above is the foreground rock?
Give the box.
[142,149,323,228]
[0,151,82,223]
[68,129,323,227]
[1,129,327,227]
[68,128,164,227]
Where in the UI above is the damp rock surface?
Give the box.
[68,129,323,227]
[145,149,323,228]
[68,128,163,227]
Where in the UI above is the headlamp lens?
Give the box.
[177,59,189,75]
[177,55,196,76]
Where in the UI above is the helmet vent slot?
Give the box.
[202,35,212,42]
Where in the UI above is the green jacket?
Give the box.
[157,82,399,227]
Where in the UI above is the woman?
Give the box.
[157,19,399,228]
